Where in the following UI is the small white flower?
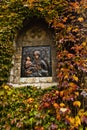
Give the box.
[60,108,67,113]
[81,90,87,97]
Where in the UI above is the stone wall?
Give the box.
[9,20,58,88]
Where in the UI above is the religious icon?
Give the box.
[21,46,52,77]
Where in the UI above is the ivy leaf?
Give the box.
[56,22,65,28]
[78,17,84,22]
[72,75,78,82]
[79,126,84,130]
[29,117,35,125]
[82,42,86,47]
[0,90,5,96]
[75,116,81,127]
[73,101,81,107]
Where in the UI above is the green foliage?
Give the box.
[0,0,87,86]
[0,0,87,129]
[0,85,39,129]
[0,85,87,129]
[0,0,30,84]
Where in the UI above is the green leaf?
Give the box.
[50,117,55,121]
[0,90,5,96]
[7,90,14,96]
[79,126,84,130]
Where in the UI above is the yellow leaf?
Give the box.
[73,75,78,82]
[75,116,81,126]
[60,103,65,107]
[78,17,84,22]
[38,7,43,11]
[72,28,79,32]
[67,26,72,32]
[64,75,68,79]
[78,109,84,116]
[69,82,76,87]
[74,92,79,96]
[73,101,81,107]
[27,98,34,103]
[82,42,86,46]
[4,85,9,89]
[69,117,75,124]
[0,15,3,18]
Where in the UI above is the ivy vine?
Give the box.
[0,0,87,129]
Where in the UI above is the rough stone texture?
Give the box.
[20,77,52,83]
[9,20,58,88]
[8,82,58,89]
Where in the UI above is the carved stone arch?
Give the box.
[9,17,58,88]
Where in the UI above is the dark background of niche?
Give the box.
[16,16,55,43]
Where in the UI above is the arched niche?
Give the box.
[9,18,58,88]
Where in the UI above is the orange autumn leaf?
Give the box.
[40,127,44,130]
[55,22,65,28]
[35,126,44,130]
[69,82,76,87]
[56,114,61,120]
[67,53,74,58]
[53,103,59,109]
[84,5,87,9]
[27,97,34,103]
[55,90,59,95]
[64,74,68,79]
[69,117,75,125]
[60,91,64,97]
[70,2,80,9]
[63,17,67,22]
[44,102,50,108]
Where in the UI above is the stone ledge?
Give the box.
[7,82,58,89]
[20,77,53,83]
